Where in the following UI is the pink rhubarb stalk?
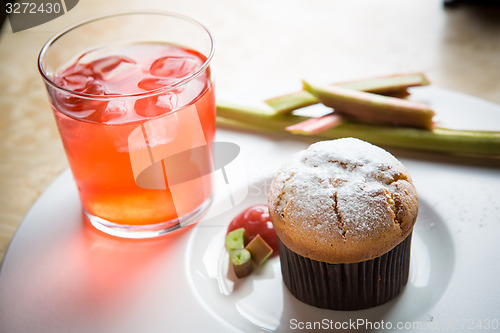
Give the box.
[285,114,344,135]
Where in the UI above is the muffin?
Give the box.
[268,138,418,310]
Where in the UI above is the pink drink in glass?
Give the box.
[47,42,215,231]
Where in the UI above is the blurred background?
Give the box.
[1,0,499,263]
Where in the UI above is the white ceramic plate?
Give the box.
[1,87,500,333]
[187,177,455,332]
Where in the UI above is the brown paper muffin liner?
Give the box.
[278,233,412,311]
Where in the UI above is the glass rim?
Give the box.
[37,10,215,101]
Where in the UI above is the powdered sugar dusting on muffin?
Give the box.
[269,138,411,239]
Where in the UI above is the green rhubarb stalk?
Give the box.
[265,90,319,114]
[302,80,435,130]
[336,72,430,93]
[265,73,430,114]
[216,101,500,157]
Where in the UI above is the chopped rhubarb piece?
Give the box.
[286,114,344,135]
[230,248,253,278]
[245,234,273,266]
[225,228,245,252]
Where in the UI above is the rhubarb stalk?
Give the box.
[302,81,435,130]
[265,73,430,114]
[216,101,500,157]
[285,114,344,134]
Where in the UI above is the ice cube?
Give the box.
[53,90,97,119]
[60,73,93,91]
[81,80,106,95]
[61,99,108,122]
[134,96,159,118]
[52,86,105,114]
[76,47,121,65]
[134,95,173,118]
[89,56,136,79]
[101,60,137,82]
[67,109,99,120]
[137,77,175,91]
[149,56,200,78]
[156,93,178,110]
[101,100,128,123]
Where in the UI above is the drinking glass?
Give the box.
[38,12,216,238]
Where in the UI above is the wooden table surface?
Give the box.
[1,0,499,264]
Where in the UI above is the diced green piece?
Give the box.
[337,73,430,94]
[302,80,435,130]
[230,248,253,278]
[225,228,245,253]
[245,234,273,266]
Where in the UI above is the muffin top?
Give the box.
[268,138,418,264]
